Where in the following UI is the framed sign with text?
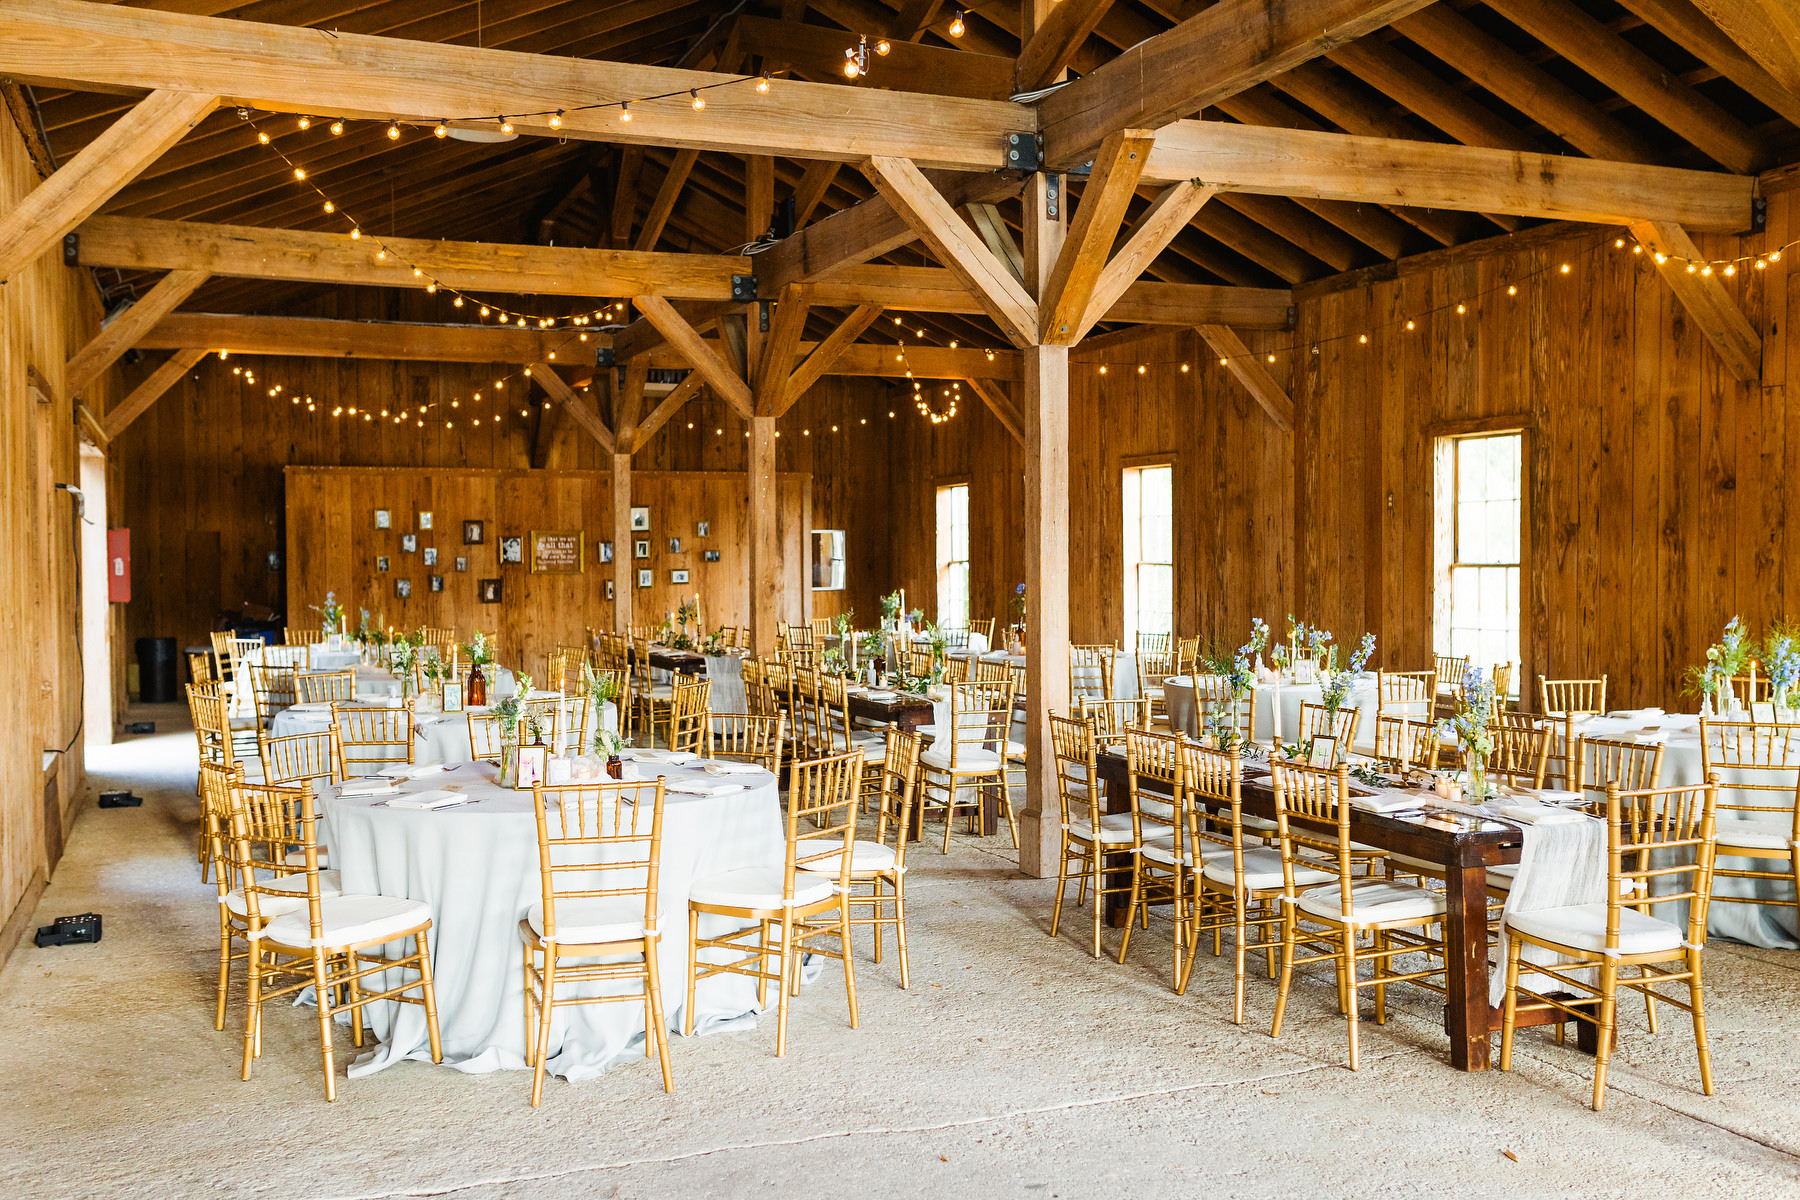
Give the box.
[529,529,584,574]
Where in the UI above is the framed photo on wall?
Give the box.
[429,575,444,592]
[401,534,418,553]
[605,580,615,600]
[479,578,503,603]
[704,550,721,563]
[599,540,613,564]
[668,537,681,554]
[455,556,468,572]
[419,512,433,530]
[671,569,689,585]
[376,556,390,572]
[634,539,650,559]
[528,529,583,574]
[396,579,412,598]
[266,551,281,571]
[374,508,391,529]
[463,520,485,545]
[423,547,438,566]
[637,569,652,588]
[696,521,709,537]
[630,506,650,531]
[499,535,523,564]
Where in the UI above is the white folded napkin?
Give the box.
[665,780,747,797]
[1605,707,1665,720]
[628,749,695,764]
[339,778,401,797]
[1503,787,1583,806]
[703,760,763,775]
[863,691,897,701]
[527,689,564,700]
[288,701,335,713]
[385,788,467,810]
[1349,790,1430,814]
[1499,804,1587,825]
[378,762,446,779]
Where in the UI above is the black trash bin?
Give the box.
[135,636,178,703]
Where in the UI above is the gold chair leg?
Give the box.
[215,921,233,1032]
[1270,907,1297,1040]
[839,902,860,1030]
[312,949,338,1102]
[684,908,700,1037]
[522,947,537,1067]
[1499,935,1524,1071]
[1688,949,1714,1096]
[775,921,794,1058]
[530,954,556,1107]
[1592,961,1619,1111]
[1640,963,1659,1034]
[1090,851,1104,960]
[1117,856,1143,965]
[645,941,673,1093]
[1372,929,1388,1025]
[1050,841,1070,938]
[347,959,364,1049]
[894,879,910,990]
[416,932,442,1064]
[240,947,262,1081]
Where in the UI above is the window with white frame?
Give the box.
[1122,464,1174,647]
[935,483,970,628]
[1442,432,1522,682]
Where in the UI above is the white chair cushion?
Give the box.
[921,746,1003,772]
[797,838,899,874]
[527,897,648,944]
[850,736,887,764]
[283,849,330,868]
[1141,841,1229,868]
[1138,797,1176,821]
[1298,879,1446,925]
[1068,812,1137,845]
[1006,740,1027,759]
[1201,846,1333,891]
[263,894,432,949]
[1714,824,1794,854]
[225,870,342,918]
[690,867,833,910]
[1240,814,1278,833]
[1506,903,1683,956]
[643,683,674,699]
[1142,687,1165,701]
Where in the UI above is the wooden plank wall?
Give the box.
[887,204,1798,712]
[113,289,895,659]
[0,113,105,959]
[283,466,810,674]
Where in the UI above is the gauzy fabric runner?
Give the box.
[1490,813,1607,1007]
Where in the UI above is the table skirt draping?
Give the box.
[269,699,617,765]
[1161,676,1381,752]
[322,760,791,1080]
[704,654,748,713]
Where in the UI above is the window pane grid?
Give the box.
[1448,433,1521,686]
[1124,465,1173,645]
[936,484,970,628]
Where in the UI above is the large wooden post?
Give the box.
[747,415,780,654]
[612,451,633,633]
[1018,169,1070,878]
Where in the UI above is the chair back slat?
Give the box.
[530,780,666,941]
[332,703,415,776]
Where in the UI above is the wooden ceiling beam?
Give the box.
[1035,0,1436,166]
[632,370,706,448]
[1196,325,1291,432]
[1015,0,1116,94]
[0,0,1031,171]
[635,149,699,251]
[530,361,616,454]
[633,293,754,418]
[1629,220,1762,383]
[1690,0,1800,101]
[1485,0,1768,174]
[1073,181,1219,341]
[76,215,754,299]
[1621,0,1800,128]
[863,155,1039,347]
[964,377,1025,447]
[100,347,208,442]
[965,202,1025,283]
[790,159,842,228]
[1040,128,1154,345]
[0,89,214,284]
[65,268,209,398]
[140,312,590,362]
[786,304,885,397]
[1141,121,1754,231]
[732,14,1014,100]
[757,283,813,416]
[1325,38,1542,153]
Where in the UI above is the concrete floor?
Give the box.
[4,713,1800,1199]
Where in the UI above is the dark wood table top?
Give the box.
[629,645,709,674]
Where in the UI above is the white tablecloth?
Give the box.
[952,648,1140,699]
[321,759,789,1079]
[269,698,616,764]
[1162,676,1381,751]
[704,654,748,713]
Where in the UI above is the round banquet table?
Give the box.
[270,696,616,765]
[1161,675,1382,751]
[321,759,791,1079]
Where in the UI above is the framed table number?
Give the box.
[442,682,464,712]
[1307,736,1337,767]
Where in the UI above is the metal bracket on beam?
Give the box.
[1006,132,1042,171]
[1750,197,1766,235]
[1286,306,1297,329]
[731,275,759,301]
[595,347,615,367]
[1045,174,1060,221]
[62,232,79,267]
[757,300,770,333]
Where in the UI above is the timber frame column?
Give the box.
[747,416,779,655]
[1018,169,1070,879]
[612,451,633,633]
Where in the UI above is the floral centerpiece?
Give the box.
[310,591,344,635]
[460,630,495,670]
[1766,634,1800,717]
[1320,633,1376,721]
[881,590,904,630]
[1687,616,1750,715]
[700,628,730,655]
[389,630,425,698]
[491,673,532,783]
[1439,667,1499,800]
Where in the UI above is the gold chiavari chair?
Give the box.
[808,616,834,642]
[1047,713,1136,958]
[1376,670,1436,723]
[1175,636,1201,678]
[972,658,1011,684]
[1192,676,1259,749]
[210,630,236,684]
[668,676,712,755]
[942,653,971,683]
[259,730,339,798]
[1138,641,1178,728]
[1572,734,1665,805]
[969,617,996,644]
[631,635,671,739]
[1070,645,1115,701]
[421,626,456,660]
[1435,654,1470,695]
[685,749,864,1056]
[518,693,566,755]
[1498,778,1720,1111]
[1269,758,1447,1070]
[819,674,886,800]
[522,777,671,1106]
[189,680,261,777]
[1370,715,1441,772]
[1539,675,1608,718]
[1699,719,1800,933]
[1492,662,1516,700]
[905,643,936,677]
[707,712,788,772]
[940,626,972,650]
[1489,711,1551,788]
[332,703,415,777]
[1120,727,1190,974]
[295,669,357,705]
[285,627,326,645]
[468,713,504,760]
[262,643,311,671]
[800,729,925,987]
[1722,669,1774,709]
[1187,742,1310,1023]
[918,679,1018,851]
[745,663,783,721]
[188,651,214,684]
[552,694,593,755]
[543,648,575,694]
[225,775,440,1101]
[248,661,299,727]
[1077,695,1149,750]
[1295,701,1359,756]
[788,664,823,758]
[594,632,629,672]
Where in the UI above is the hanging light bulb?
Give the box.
[323,200,334,213]
[875,38,891,55]
[453,296,463,307]
[330,120,344,135]
[499,117,513,135]
[386,121,401,140]
[550,110,564,129]
[426,282,437,294]
[619,100,631,123]
[479,306,490,317]
[756,72,771,93]
[948,7,966,36]
[844,49,861,78]
[434,121,448,138]
[297,116,311,130]
[257,131,270,144]
[376,247,386,259]
[350,226,361,239]
[293,166,306,180]
[690,89,705,110]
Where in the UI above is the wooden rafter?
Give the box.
[789,160,841,228]
[1628,221,1762,383]
[1035,0,1437,165]
[786,305,886,398]
[634,294,754,418]
[0,0,1032,171]
[1076,182,1217,342]
[100,347,207,441]
[863,156,1039,347]
[755,284,813,417]
[1621,0,1800,129]
[965,377,1025,447]
[1015,0,1116,94]
[965,203,1025,283]
[615,357,650,451]
[633,371,706,448]
[141,313,588,362]
[730,15,1013,100]
[1196,326,1292,432]
[1140,121,1753,232]
[1691,0,1800,100]
[635,150,698,252]
[530,362,615,455]
[66,268,209,398]
[1040,129,1155,345]
[0,88,214,284]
